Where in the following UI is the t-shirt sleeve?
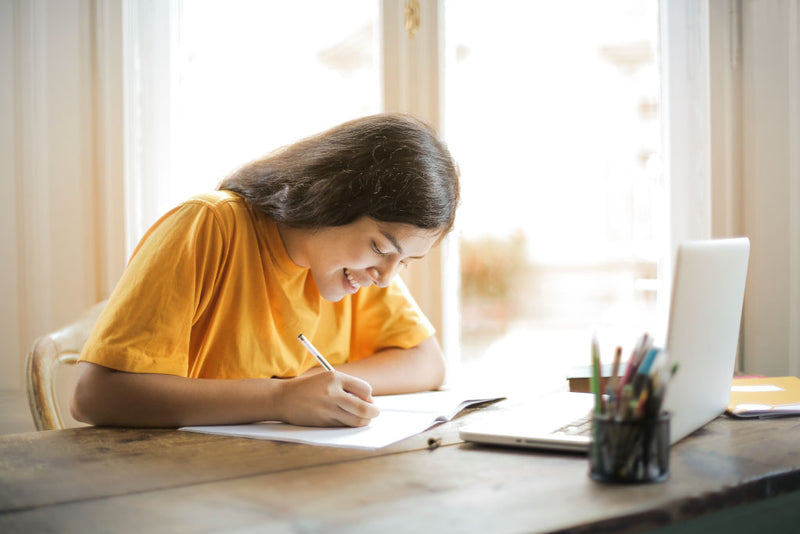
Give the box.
[80,200,227,376]
[348,277,436,362]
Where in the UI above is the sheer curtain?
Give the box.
[1,0,126,391]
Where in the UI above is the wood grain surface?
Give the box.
[2,403,800,533]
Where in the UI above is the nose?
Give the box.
[367,259,402,288]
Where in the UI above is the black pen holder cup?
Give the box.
[589,412,670,484]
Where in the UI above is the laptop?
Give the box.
[459,237,751,452]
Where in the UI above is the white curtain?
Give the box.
[1,0,126,391]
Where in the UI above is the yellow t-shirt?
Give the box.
[80,191,435,379]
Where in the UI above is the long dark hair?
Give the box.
[218,113,460,233]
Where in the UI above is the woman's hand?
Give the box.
[276,371,379,427]
[71,361,378,428]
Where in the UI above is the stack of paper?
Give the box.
[726,376,800,418]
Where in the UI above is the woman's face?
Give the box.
[282,217,442,302]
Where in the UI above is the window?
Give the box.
[443,1,664,390]
[125,1,705,388]
[126,0,382,250]
[171,0,381,203]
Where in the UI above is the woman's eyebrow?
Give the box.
[380,230,425,260]
[380,230,404,255]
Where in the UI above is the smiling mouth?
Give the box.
[344,268,361,291]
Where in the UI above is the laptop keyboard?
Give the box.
[553,413,592,437]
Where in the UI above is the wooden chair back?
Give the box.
[25,301,107,430]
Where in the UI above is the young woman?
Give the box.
[71,113,460,429]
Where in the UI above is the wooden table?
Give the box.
[2,399,800,533]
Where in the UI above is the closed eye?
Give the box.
[372,241,387,256]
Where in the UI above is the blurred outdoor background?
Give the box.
[159,0,663,392]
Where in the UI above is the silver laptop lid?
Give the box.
[458,238,750,451]
[662,238,750,443]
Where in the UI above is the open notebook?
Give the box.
[181,389,504,450]
[459,238,750,452]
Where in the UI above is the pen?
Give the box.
[619,384,634,420]
[297,333,334,372]
[617,335,643,397]
[652,362,679,414]
[591,335,602,414]
[637,347,660,376]
[608,345,622,395]
[632,348,659,396]
[633,388,649,419]
[607,345,623,414]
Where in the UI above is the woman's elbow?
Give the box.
[429,357,446,390]
[70,362,107,425]
[70,389,91,425]
[70,395,91,425]
[419,337,447,390]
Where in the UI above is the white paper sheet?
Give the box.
[180,390,504,450]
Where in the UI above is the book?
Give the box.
[566,363,625,393]
[180,389,505,450]
[726,376,800,418]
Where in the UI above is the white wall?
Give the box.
[740,0,800,376]
[662,0,800,376]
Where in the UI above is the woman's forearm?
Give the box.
[70,338,440,428]
[334,336,446,395]
[71,361,285,427]
[72,360,380,428]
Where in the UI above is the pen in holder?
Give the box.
[590,411,670,483]
[588,333,676,484]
